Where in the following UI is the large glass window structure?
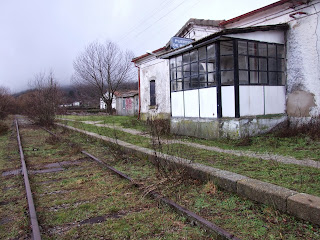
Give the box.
[170,38,285,92]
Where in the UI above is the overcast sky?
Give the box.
[0,0,277,93]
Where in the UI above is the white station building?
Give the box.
[132,0,320,138]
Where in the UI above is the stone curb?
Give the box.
[56,123,320,225]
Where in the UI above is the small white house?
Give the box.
[100,92,116,110]
[132,0,320,138]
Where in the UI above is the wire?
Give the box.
[132,0,191,39]
[117,0,173,42]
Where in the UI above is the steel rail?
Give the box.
[15,119,42,240]
[82,150,241,240]
[43,127,240,239]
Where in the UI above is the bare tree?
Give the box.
[0,87,15,120]
[73,41,135,113]
[22,71,60,126]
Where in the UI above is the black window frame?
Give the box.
[169,38,285,92]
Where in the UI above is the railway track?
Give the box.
[1,117,319,239]
[0,117,241,239]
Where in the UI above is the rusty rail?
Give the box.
[82,150,241,240]
[43,126,240,239]
[15,119,42,240]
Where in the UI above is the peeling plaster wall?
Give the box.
[225,0,320,117]
[138,58,171,120]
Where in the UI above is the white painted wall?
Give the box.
[264,86,286,114]
[171,91,184,117]
[138,57,171,118]
[199,87,217,118]
[184,89,199,117]
[240,86,265,116]
[226,30,284,44]
[222,86,235,117]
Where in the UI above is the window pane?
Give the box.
[170,68,176,80]
[278,72,285,85]
[268,58,277,71]
[191,75,199,88]
[259,58,267,71]
[183,64,190,77]
[268,44,276,57]
[191,63,198,75]
[171,81,176,91]
[177,67,182,79]
[277,59,285,71]
[207,44,215,60]
[170,58,176,68]
[177,81,183,91]
[199,74,207,82]
[199,47,206,60]
[199,74,207,88]
[249,58,258,70]
[250,71,258,84]
[248,42,258,55]
[176,55,182,66]
[190,50,198,62]
[259,43,267,56]
[207,59,216,72]
[199,61,207,74]
[150,81,156,106]
[238,41,247,55]
[239,71,248,85]
[208,73,215,86]
[220,41,233,55]
[277,45,285,58]
[183,53,190,64]
[259,72,267,84]
[221,55,233,70]
[269,72,277,85]
[183,78,190,90]
[239,55,248,69]
[221,71,234,85]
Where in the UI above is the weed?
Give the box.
[0,121,9,135]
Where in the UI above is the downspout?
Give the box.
[134,63,141,120]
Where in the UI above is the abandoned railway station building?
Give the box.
[132,0,320,139]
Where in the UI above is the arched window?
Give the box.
[150,80,156,106]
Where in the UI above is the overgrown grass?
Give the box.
[57,119,320,198]
[57,115,148,132]
[0,119,29,239]
[52,127,320,240]
[163,143,320,197]
[184,134,320,161]
[3,121,210,239]
[58,120,151,148]
[59,114,320,161]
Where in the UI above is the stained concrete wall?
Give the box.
[224,0,320,117]
[171,115,287,139]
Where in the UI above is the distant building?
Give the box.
[116,90,139,116]
[100,92,117,110]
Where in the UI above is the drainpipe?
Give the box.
[134,63,141,120]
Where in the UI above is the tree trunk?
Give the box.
[106,102,113,114]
